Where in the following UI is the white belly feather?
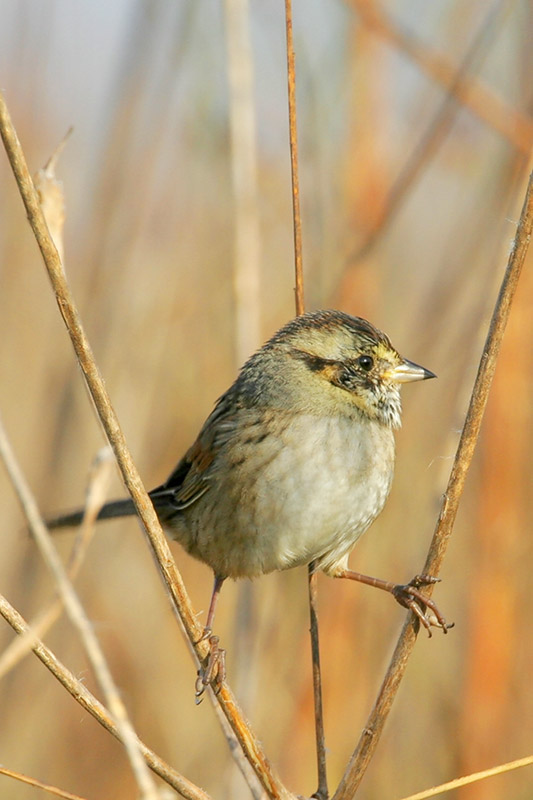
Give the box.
[193,413,395,579]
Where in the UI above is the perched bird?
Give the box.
[48,310,450,651]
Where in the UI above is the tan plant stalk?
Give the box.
[0,593,211,800]
[0,764,89,800]
[334,171,533,797]
[0,448,112,679]
[0,91,292,800]
[0,414,160,800]
[284,3,328,798]
[398,753,533,799]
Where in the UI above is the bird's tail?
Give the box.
[46,498,137,530]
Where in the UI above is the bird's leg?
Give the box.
[335,569,454,636]
[195,574,226,702]
[198,574,226,641]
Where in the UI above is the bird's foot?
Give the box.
[392,574,454,636]
[195,634,226,704]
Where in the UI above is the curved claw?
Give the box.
[195,635,226,704]
[392,575,454,637]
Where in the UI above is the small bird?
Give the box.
[48,310,450,657]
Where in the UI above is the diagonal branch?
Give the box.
[0,91,293,800]
[398,753,533,799]
[0,764,89,800]
[0,594,211,800]
[0,448,112,679]
[334,172,533,799]
[0,415,160,800]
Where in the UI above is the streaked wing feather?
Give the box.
[154,390,240,512]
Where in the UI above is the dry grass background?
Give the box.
[0,1,532,798]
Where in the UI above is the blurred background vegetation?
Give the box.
[0,1,532,798]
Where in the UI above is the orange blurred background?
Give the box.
[0,2,532,798]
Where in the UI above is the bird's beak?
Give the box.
[389,358,437,383]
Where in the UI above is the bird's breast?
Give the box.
[181,411,395,579]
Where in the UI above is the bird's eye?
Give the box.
[357,355,374,371]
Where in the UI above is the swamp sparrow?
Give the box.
[48,310,451,666]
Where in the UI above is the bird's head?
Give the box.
[246,310,435,428]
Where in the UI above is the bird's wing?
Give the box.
[151,390,240,512]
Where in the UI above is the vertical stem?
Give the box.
[309,564,328,800]
[284,0,305,316]
[285,2,326,794]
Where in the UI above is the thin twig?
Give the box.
[0,91,201,647]
[0,414,160,800]
[0,765,89,800]
[0,447,112,679]
[0,91,292,800]
[398,753,533,800]
[285,0,305,317]
[0,594,211,800]
[285,4,328,798]
[333,172,533,798]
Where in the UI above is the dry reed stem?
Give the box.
[285,0,304,317]
[285,4,328,798]
[0,92,292,800]
[4,128,158,800]
[307,565,328,800]
[398,754,533,800]
[334,173,533,798]
[0,595,212,800]
[348,0,533,155]
[0,92,201,645]
[0,765,88,800]
[0,448,112,679]
[0,414,160,800]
